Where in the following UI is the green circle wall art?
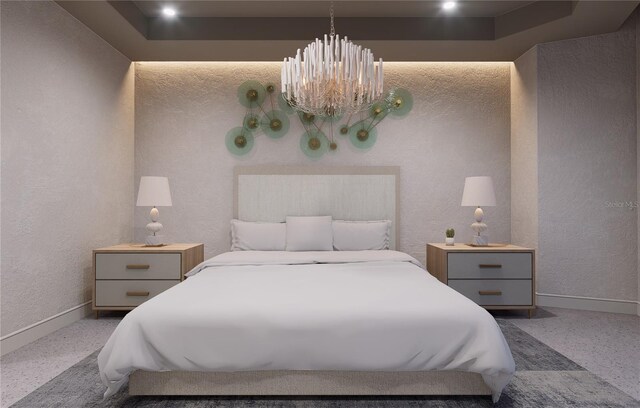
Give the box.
[237,80,266,108]
[225,127,254,156]
[224,81,413,157]
[261,110,290,139]
[300,129,329,159]
[349,124,378,150]
[386,88,413,117]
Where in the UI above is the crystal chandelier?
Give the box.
[281,3,384,117]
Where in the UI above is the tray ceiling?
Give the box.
[56,0,639,61]
[132,1,535,18]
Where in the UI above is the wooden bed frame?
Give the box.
[129,165,492,398]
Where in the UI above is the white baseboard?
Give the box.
[0,301,92,356]
[536,293,639,315]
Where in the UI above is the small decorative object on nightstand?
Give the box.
[461,176,496,246]
[92,243,203,318]
[445,228,455,246]
[427,243,536,318]
[137,176,172,246]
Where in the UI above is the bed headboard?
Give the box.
[234,166,400,250]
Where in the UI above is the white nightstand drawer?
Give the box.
[96,253,181,280]
[95,280,179,307]
[448,252,532,279]
[448,279,532,306]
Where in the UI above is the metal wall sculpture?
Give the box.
[226,80,413,158]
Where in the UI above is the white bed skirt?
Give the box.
[129,370,492,396]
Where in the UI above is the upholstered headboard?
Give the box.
[234,166,400,250]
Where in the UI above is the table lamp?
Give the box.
[136,176,172,246]
[461,176,496,246]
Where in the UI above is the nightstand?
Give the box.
[93,243,204,317]
[426,243,536,318]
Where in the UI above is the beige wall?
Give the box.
[535,18,638,302]
[511,47,539,250]
[134,62,512,264]
[510,8,640,314]
[0,1,135,336]
[510,13,639,308]
[637,9,640,309]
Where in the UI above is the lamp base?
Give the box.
[471,235,489,246]
[145,235,166,246]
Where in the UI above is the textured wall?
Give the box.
[134,62,512,264]
[637,9,640,307]
[536,19,638,301]
[0,1,134,335]
[511,48,539,250]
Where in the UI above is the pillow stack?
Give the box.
[332,220,391,251]
[230,219,286,251]
[230,216,391,251]
[285,216,333,251]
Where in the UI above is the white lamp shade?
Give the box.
[136,176,172,207]
[461,176,496,207]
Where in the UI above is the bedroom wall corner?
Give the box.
[535,15,638,312]
[510,46,539,252]
[0,1,135,353]
[636,7,640,316]
[133,62,512,266]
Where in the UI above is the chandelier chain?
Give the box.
[329,1,335,37]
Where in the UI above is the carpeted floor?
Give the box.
[10,320,639,407]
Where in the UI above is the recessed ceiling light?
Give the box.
[162,7,177,17]
[442,1,457,11]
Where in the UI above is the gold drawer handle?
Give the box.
[479,290,502,296]
[126,264,150,270]
[479,264,502,268]
[126,291,150,297]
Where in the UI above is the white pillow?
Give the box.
[230,219,286,251]
[332,220,391,251]
[285,216,334,251]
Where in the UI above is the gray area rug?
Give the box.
[11,320,639,408]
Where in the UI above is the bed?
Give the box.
[98,166,515,402]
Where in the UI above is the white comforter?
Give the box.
[98,251,515,401]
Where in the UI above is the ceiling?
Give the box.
[56,1,639,61]
[132,1,535,18]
